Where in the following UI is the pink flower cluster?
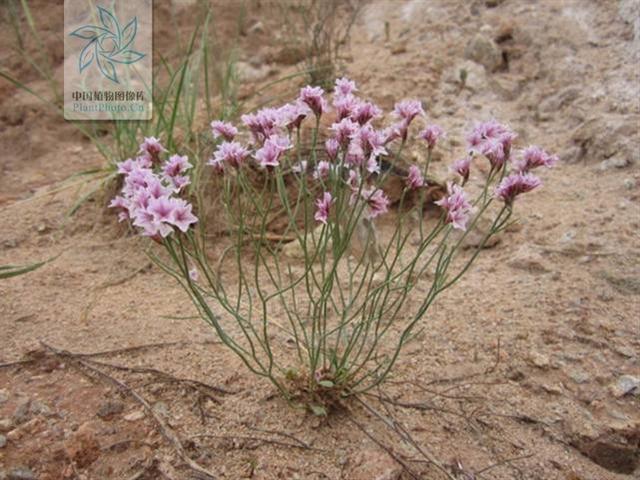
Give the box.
[203,79,555,228]
[467,120,517,169]
[110,138,198,239]
[435,183,473,231]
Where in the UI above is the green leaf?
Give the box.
[318,380,334,388]
[0,255,60,280]
[309,404,327,416]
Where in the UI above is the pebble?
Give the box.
[609,375,640,397]
[0,389,8,404]
[464,33,503,71]
[12,398,30,425]
[30,400,52,417]
[7,468,37,480]
[528,351,550,369]
[598,156,630,171]
[568,369,590,384]
[124,410,145,422]
[0,418,13,432]
[623,178,636,189]
[0,434,6,448]
[96,400,124,419]
[508,245,549,273]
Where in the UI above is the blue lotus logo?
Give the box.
[69,6,145,84]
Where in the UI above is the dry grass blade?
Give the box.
[39,341,219,479]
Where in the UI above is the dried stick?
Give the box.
[40,342,218,480]
[190,433,314,451]
[355,395,457,480]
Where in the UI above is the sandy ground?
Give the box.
[0,0,639,479]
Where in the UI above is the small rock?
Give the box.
[537,87,581,120]
[528,351,550,369]
[540,382,563,395]
[153,401,169,418]
[389,40,407,55]
[124,410,145,422]
[347,448,402,480]
[609,375,640,397]
[36,223,49,233]
[246,20,264,35]
[623,178,636,190]
[30,400,52,417]
[598,156,630,171]
[12,398,31,425]
[63,422,100,468]
[445,60,488,93]
[269,45,306,65]
[7,468,37,480]
[464,33,503,72]
[0,418,13,432]
[235,61,271,83]
[96,400,124,419]
[568,369,590,384]
[561,146,582,164]
[0,434,6,448]
[508,245,549,273]
[0,389,8,404]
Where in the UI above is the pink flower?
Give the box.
[366,156,380,174]
[450,156,472,183]
[353,124,387,159]
[109,195,130,221]
[211,120,238,141]
[315,192,333,224]
[495,172,542,205]
[435,183,472,231]
[210,141,250,169]
[169,175,191,191]
[467,120,516,169]
[314,161,332,180]
[420,125,445,149]
[406,165,424,190]
[382,123,404,144]
[241,108,280,144]
[347,169,361,191]
[254,135,291,168]
[169,198,198,232]
[147,196,175,223]
[116,158,138,175]
[351,100,382,125]
[299,85,328,117]
[277,102,311,130]
[331,118,359,145]
[163,154,192,178]
[139,137,167,163]
[334,77,357,97]
[361,188,390,219]
[393,99,424,124]
[514,146,558,173]
[333,94,359,120]
[325,138,340,160]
